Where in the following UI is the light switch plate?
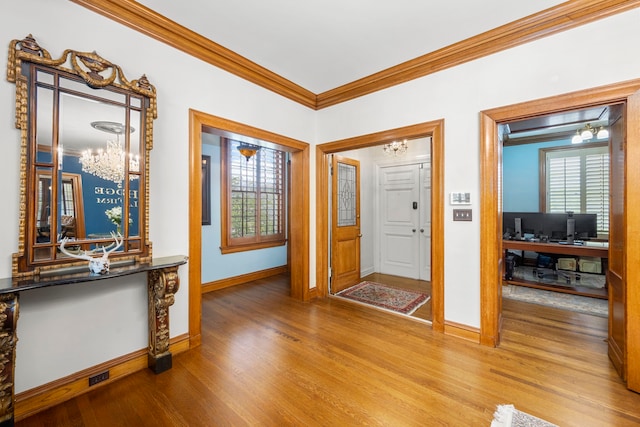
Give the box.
[453,209,472,221]
[450,192,471,205]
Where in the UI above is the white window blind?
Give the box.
[545,145,609,233]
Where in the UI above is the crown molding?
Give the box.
[70,0,317,109]
[72,0,640,110]
[316,0,640,108]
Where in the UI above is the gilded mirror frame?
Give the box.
[7,34,156,277]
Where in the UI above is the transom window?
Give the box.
[541,143,609,234]
[220,138,287,253]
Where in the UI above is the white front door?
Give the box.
[379,163,431,279]
[419,164,432,281]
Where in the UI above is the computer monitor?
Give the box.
[502,212,544,238]
[503,212,598,240]
[572,213,598,239]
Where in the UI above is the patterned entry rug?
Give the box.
[336,281,430,315]
[503,284,608,318]
[491,404,557,427]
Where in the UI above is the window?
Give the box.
[541,143,609,234]
[202,155,211,225]
[220,138,286,253]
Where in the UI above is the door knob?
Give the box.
[357,234,363,237]
[412,229,416,232]
[420,228,424,233]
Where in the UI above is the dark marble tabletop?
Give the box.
[0,255,188,295]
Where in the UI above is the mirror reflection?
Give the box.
[36,75,141,245]
[8,35,155,275]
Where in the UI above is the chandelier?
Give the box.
[237,142,260,161]
[571,123,609,144]
[383,139,408,156]
[80,121,139,185]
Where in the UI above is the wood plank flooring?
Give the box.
[17,275,640,426]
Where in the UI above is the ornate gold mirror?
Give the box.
[7,35,156,277]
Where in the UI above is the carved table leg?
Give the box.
[0,293,18,427]
[147,267,180,374]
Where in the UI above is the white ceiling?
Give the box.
[136,0,565,94]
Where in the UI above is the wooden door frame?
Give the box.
[316,120,445,332]
[479,80,640,391]
[188,109,310,348]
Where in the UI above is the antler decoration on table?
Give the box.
[59,232,124,274]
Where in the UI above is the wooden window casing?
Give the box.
[220,138,286,253]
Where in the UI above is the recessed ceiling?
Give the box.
[501,106,612,145]
[136,0,565,94]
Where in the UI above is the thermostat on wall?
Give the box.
[450,192,471,205]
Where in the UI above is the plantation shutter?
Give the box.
[545,145,609,233]
[585,152,609,232]
[227,139,286,244]
[230,146,257,238]
[258,147,284,237]
[547,156,581,213]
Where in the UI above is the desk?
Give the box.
[0,255,188,426]
[502,240,608,299]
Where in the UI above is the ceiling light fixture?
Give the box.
[237,142,260,161]
[80,121,139,185]
[571,123,609,144]
[383,139,408,156]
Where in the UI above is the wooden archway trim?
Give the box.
[188,109,310,348]
[315,120,445,332]
[479,79,640,391]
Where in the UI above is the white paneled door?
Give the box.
[379,163,431,280]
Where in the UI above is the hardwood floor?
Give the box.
[17,275,640,426]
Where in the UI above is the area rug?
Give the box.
[503,284,608,318]
[491,404,557,427]
[336,281,430,315]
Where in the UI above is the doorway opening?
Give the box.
[316,120,445,333]
[479,79,640,391]
[188,109,310,347]
[499,104,614,328]
[328,145,432,322]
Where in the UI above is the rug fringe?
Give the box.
[491,404,514,427]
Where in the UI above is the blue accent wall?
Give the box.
[62,154,139,236]
[503,138,572,212]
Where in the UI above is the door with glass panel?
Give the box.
[331,155,361,293]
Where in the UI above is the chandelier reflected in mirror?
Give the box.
[80,121,139,185]
[383,139,408,156]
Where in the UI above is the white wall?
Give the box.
[316,9,640,328]
[2,1,640,393]
[1,1,315,392]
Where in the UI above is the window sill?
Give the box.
[220,240,286,254]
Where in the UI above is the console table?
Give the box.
[0,255,188,426]
[503,240,608,298]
